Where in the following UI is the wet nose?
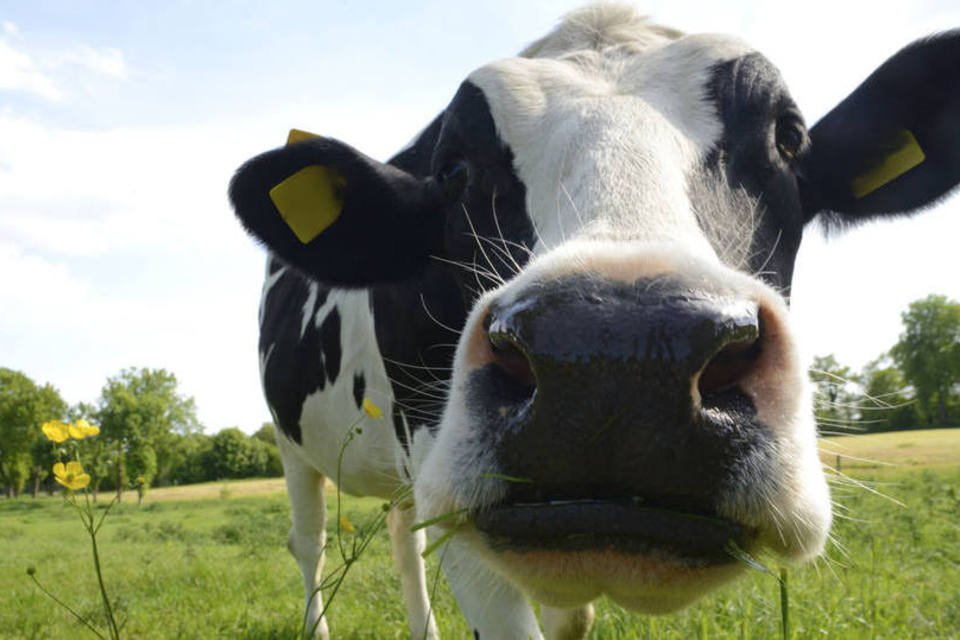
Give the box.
[479,275,765,509]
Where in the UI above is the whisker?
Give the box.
[431,255,504,287]
[418,293,462,335]
[382,357,454,373]
[460,202,505,284]
[489,186,527,276]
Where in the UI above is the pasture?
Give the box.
[3,429,958,639]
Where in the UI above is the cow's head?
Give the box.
[230,5,960,612]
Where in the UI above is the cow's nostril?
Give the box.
[697,318,763,396]
[488,330,537,389]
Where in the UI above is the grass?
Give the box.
[820,428,960,471]
[3,430,959,638]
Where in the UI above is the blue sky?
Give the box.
[2,1,959,433]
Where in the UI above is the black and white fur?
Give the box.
[232,4,960,638]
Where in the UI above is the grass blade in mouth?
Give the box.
[481,472,534,484]
[410,508,468,532]
[724,540,776,577]
[421,523,465,558]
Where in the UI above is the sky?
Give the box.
[1,0,959,434]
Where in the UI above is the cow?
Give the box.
[229,4,960,638]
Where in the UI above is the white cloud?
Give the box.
[0,25,128,103]
[0,38,63,101]
[57,45,128,80]
[0,102,434,432]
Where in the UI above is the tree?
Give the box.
[251,423,284,477]
[0,369,66,497]
[891,295,960,426]
[809,354,860,434]
[164,433,214,485]
[96,368,201,501]
[208,427,268,479]
[858,357,919,432]
[252,422,277,446]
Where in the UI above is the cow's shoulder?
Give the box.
[259,256,362,443]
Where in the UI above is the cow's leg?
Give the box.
[437,533,543,640]
[387,503,440,639]
[541,604,595,640]
[281,450,330,639]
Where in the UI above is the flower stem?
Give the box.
[779,567,790,640]
[29,573,107,640]
[89,515,121,640]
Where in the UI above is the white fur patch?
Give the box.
[468,32,753,261]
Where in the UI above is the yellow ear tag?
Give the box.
[269,166,346,244]
[851,129,926,199]
[287,128,320,145]
[268,128,347,244]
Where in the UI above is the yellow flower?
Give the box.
[362,398,384,420]
[68,418,100,439]
[52,461,91,491]
[339,514,355,534]
[42,420,71,443]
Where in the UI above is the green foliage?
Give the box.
[0,368,291,498]
[4,465,960,638]
[250,424,284,478]
[161,433,214,485]
[128,445,157,487]
[810,293,960,435]
[252,422,277,445]
[95,368,200,499]
[0,368,66,497]
[809,354,860,434]
[208,427,276,480]
[858,357,919,432]
[891,294,960,426]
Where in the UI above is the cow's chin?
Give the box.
[459,526,749,611]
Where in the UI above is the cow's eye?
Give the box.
[774,117,805,162]
[437,160,470,200]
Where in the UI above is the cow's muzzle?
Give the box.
[466,274,773,560]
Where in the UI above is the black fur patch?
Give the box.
[319,307,342,386]
[705,53,805,294]
[352,372,365,410]
[372,81,534,452]
[267,254,284,275]
[259,273,331,444]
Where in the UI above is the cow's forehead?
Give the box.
[463,32,761,258]
[468,33,757,155]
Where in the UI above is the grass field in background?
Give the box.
[819,428,960,471]
[3,429,959,638]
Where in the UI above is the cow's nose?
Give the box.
[477,275,765,509]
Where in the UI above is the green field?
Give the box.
[3,430,959,639]
[820,428,960,472]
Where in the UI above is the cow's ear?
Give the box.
[229,130,445,286]
[800,31,960,226]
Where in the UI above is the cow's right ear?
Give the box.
[799,31,960,226]
[229,131,445,287]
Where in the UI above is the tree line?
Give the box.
[0,367,282,499]
[810,294,960,434]
[3,293,959,496]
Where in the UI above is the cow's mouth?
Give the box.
[473,498,752,564]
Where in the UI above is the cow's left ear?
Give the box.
[800,31,960,225]
[229,131,446,287]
